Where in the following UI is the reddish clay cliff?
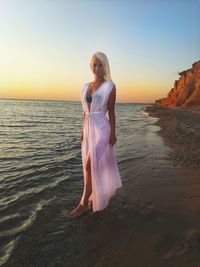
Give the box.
[156,60,200,107]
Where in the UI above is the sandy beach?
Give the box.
[3,104,200,267]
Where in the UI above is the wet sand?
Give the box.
[3,106,200,267]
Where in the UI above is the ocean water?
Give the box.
[0,99,160,266]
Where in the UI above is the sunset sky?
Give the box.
[0,0,199,103]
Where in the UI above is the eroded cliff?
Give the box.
[156,60,200,107]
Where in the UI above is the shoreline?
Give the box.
[145,105,200,168]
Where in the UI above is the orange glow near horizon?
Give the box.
[0,81,167,103]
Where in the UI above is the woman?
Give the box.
[70,52,122,217]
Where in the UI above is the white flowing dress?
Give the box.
[80,80,122,212]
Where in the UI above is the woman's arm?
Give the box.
[81,112,85,142]
[108,85,117,146]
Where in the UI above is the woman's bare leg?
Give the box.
[70,153,92,216]
[81,152,92,205]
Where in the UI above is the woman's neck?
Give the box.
[93,77,105,83]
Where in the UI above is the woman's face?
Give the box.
[91,58,105,79]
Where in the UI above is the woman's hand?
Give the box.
[109,133,117,146]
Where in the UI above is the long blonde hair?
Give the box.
[90,52,112,81]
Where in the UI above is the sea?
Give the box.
[0,99,161,266]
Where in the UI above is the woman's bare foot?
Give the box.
[69,203,89,217]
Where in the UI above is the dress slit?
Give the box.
[80,142,93,206]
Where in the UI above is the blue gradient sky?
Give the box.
[0,0,199,102]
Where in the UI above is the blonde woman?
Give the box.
[70,52,122,217]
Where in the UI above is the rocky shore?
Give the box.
[145,105,200,168]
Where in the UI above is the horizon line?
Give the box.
[0,97,154,105]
